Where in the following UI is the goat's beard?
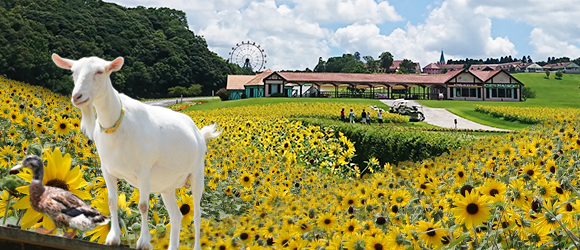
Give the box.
[78,104,96,141]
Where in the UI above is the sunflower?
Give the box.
[176,192,194,227]
[520,163,541,180]
[0,190,13,217]
[390,189,411,207]
[32,117,46,134]
[479,179,507,203]
[454,166,468,183]
[87,192,110,243]
[292,217,311,234]
[0,145,19,169]
[416,219,444,248]
[509,178,530,206]
[52,116,71,135]
[342,218,360,235]
[524,224,550,247]
[234,226,254,243]
[533,199,560,233]
[451,190,491,228]
[8,110,24,125]
[317,212,337,231]
[12,147,90,230]
[385,227,406,250]
[341,193,360,210]
[240,172,253,188]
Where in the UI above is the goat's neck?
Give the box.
[93,82,122,130]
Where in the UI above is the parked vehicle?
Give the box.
[388,99,425,122]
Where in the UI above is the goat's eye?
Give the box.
[96,71,103,75]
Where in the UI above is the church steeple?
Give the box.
[439,50,445,65]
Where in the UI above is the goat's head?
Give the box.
[52,54,124,107]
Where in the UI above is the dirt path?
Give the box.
[380,100,510,131]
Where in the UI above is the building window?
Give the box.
[454,87,480,98]
[249,88,254,97]
[487,88,514,98]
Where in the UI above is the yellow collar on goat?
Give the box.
[99,100,125,134]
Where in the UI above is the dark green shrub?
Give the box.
[295,118,474,170]
[216,88,229,101]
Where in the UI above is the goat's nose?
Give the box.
[73,93,83,101]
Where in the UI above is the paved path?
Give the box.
[380,100,510,131]
[144,96,218,107]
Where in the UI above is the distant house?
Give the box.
[377,60,421,73]
[422,51,464,74]
[469,62,528,72]
[525,63,544,73]
[225,69,293,100]
[422,63,464,74]
[543,62,580,73]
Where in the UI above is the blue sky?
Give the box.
[109,0,580,70]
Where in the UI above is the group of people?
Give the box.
[340,108,383,125]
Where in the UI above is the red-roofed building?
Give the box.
[226,69,523,101]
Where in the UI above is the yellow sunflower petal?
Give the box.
[67,175,88,191]
[41,215,57,234]
[57,152,72,181]
[15,185,30,195]
[12,195,31,209]
[20,208,43,229]
[44,152,56,183]
[64,166,84,189]
[17,169,32,183]
[70,189,91,200]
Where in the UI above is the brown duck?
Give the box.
[12,155,109,238]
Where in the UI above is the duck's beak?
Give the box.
[11,164,23,171]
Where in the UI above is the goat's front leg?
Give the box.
[103,170,121,246]
[161,192,182,250]
[136,172,153,250]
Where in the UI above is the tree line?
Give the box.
[312,52,418,74]
[0,0,248,98]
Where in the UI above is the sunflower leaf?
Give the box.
[446,233,469,249]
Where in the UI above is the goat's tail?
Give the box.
[200,123,221,142]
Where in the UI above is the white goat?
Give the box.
[52,54,220,250]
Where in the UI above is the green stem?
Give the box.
[2,193,11,225]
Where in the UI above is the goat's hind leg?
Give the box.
[103,171,121,246]
[136,173,153,250]
[161,192,182,250]
[190,173,204,250]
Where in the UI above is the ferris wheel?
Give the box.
[229,41,267,72]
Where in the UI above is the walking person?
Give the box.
[349,109,355,123]
[378,110,383,125]
[340,108,345,121]
[367,111,371,125]
[360,109,366,124]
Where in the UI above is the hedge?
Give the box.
[294,118,477,168]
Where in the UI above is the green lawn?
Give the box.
[415,72,580,130]
[184,97,391,111]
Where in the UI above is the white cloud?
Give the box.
[329,0,518,69]
[530,28,580,60]
[103,0,580,70]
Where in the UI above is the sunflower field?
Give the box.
[475,105,580,124]
[3,75,580,249]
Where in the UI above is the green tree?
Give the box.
[379,52,394,72]
[555,70,563,80]
[363,56,377,73]
[399,59,417,74]
[521,86,536,101]
[545,69,551,79]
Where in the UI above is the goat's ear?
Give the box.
[107,57,124,72]
[52,53,75,70]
